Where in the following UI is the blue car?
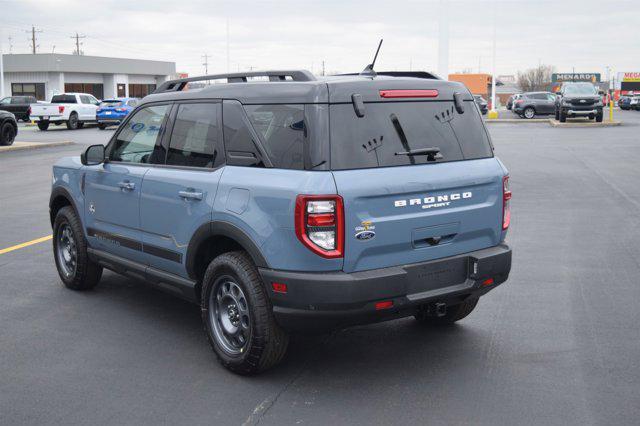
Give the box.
[96,98,139,129]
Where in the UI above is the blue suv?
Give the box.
[96,97,139,129]
[50,70,512,374]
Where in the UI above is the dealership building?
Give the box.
[1,54,176,101]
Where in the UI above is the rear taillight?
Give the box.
[295,195,344,258]
[515,99,524,104]
[502,176,511,230]
[115,108,126,112]
[58,106,65,114]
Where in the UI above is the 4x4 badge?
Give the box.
[355,221,376,241]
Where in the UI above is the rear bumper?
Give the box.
[259,244,511,331]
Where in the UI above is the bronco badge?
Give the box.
[355,220,376,241]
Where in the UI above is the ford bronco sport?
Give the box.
[50,69,512,374]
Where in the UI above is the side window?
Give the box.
[245,104,305,170]
[80,95,91,104]
[109,104,170,164]
[166,103,221,168]
[222,101,265,167]
[0,97,11,105]
[90,96,100,105]
[127,99,138,107]
[547,94,556,102]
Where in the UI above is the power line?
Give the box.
[70,32,86,55]
[25,25,42,54]
[202,53,210,75]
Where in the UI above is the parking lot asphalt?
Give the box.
[2,109,640,425]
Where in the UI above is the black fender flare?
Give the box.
[49,186,81,227]
[185,221,269,280]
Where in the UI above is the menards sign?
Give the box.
[552,73,601,83]
[621,72,640,82]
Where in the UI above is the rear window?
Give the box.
[329,101,492,170]
[51,95,77,104]
[245,104,305,170]
[100,100,122,107]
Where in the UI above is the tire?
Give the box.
[559,110,567,122]
[53,206,102,290]
[201,251,289,375]
[555,109,560,121]
[66,113,79,130]
[77,122,85,129]
[0,121,16,146]
[523,107,535,119]
[415,297,479,326]
[596,111,603,122]
[98,123,107,130]
[37,121,50,131]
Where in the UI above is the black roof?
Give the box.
[143,70,473,106]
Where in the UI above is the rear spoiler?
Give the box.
[335,71,442,80]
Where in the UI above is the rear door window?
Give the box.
[329,101,492,170]
[166,103,222,168]
[245,104,305,170]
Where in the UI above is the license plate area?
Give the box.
[405,257,468,293]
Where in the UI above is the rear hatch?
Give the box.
[97,100,124,116]
[328,80,505,273]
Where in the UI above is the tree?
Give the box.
[517,65,555,92]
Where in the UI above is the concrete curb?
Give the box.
[549,119,622,128]
[485,118,549,123]
[0,141,75,153]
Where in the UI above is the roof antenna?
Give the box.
[360,39,383,77]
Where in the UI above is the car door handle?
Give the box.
[179,190,203,201]
[118,181,135,191]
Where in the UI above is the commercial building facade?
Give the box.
[1,54,176,101]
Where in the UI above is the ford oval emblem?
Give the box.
[355,230,376,241]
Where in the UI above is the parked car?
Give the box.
[555,82,603,122]
[30,93,100,130]
[628,95,640,111]
[97,98,139,129]
[50,70,512,374]
[0,110,18,146]
[618,95,633,110]
[508,93,522,111]
[512,92,556,119]
[0,95,37,121]
[473,95,488,115]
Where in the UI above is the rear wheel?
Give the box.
[415,297,479,325]
[66,113,79,130]
[596,110,603,122]
[0,122,16,146]
[37,121,50,131]
[98,123,107,130]
[559,110,567,122]
[555,108,560,121]
[201,251,289,375]
[77,122,85,129]
[523,107,535,119]
[53,206,102,290]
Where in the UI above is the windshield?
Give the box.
[329,101,492,170]
[563,83,597,95]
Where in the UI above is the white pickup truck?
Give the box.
[30,93,100,131]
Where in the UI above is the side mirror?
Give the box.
[81,144,105,166]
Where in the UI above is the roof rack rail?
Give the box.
[335,71,441,80]
[155,70,316,93]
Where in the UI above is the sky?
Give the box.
[1,0,639,79]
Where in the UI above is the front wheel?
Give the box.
[37,121,50,131]
[596,110,603,122]
[415,297,479,325]
[66,113,79,130]
[0,122,16,146]
[201,251,289,375]
[53,206,102,290]
[555,109,560,120]
[523,107,535,119]
[559,110,567,122]
[98,123,107,130]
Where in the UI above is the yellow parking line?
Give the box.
[0,235,52,255]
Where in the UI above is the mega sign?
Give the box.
[621,72,640,82]
[552,73,601,83]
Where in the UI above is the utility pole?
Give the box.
[489,0,497,116]
[202,54,209,75]
[437,0,450,79]
[70,32,86,55]
[1,28,5,98]
[27,25,42,54]
[226,19,230,73]
[8,36,13,54]
[321,60,325,76]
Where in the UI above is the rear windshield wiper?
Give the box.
[395,147,442,161]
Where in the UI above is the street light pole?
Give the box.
[0,28,5,99]
[488,1,497,118]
